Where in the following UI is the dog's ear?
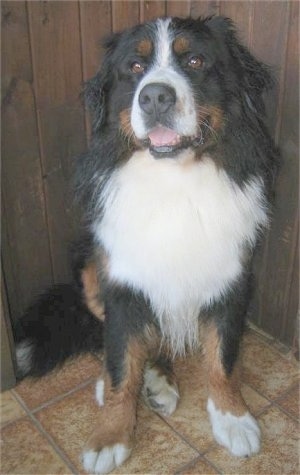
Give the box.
[206,16,273,108]
[84,32,121,133]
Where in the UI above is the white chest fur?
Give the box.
[94,149,267,354]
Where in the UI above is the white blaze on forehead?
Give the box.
[155,18,172,67]
[131,17,197,139]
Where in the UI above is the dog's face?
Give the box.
[86,16,271,159]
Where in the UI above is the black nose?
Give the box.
[138,83,176,117]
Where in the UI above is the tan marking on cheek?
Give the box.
[119,108,133,136]
[119,108,141,148]
[81,261,105,321]
[173,36,190,55]
[202,323,247,416]
[197,105,224,132]
[137,38,153,57]
[209,106,224,130]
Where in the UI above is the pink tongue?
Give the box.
[148,127,180,147]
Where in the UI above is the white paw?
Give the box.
[82,444,131,474]
[207,398,261,457]
[142,364,179,416]
[95,379,105,406]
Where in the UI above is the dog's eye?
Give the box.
[188,56,203,69]
[131,62,145,74]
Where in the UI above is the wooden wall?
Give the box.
[2,1,299,347]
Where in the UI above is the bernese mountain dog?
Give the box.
[15,16,279,474]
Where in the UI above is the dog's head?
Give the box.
[85,16,272,158]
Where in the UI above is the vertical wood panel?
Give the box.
[219,1,253,46]
[166,1,191,17]
[80,1,112,81]
[251,1,299,345]
[277,0,299,344]
[1,1,299,347]
[250,1,289,135]
[140,0,166,21]
[27,1,86,283]
[79,1,112,139]
[1,1,53,318]
[1,273,16,389]
[112,1,140,31]
[286,229,299,345]
[190,1,220,18]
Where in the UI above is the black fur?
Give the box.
[16,16,279,385]
[14,284,103,378]
[104,285,154,387]
[76,16,279,225]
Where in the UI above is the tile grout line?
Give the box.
[246,325,292,355]
[271,381,299,404]
[31,376,97,414]
[175,452,222,475]
[243,380,299,421]
[271,400,300,423]
[202,453,224,474]
[30,412,80,475]
[242,380,284,406]
[156,412,210,456]
[11,376,96,415]
[245,327,298,362]
[11,388,79,475]
[1,411,29,430]
[174,454,203,474]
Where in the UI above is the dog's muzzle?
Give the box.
[139,83,176,120]
[137,82,203,158]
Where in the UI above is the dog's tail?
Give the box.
[14,283,104,380]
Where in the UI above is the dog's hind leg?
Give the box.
[82,286,151,474]
[142,356,180,417]
[203,317,261,457]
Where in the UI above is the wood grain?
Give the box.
[112,0,140,31]
[1,0,298,346]
[251,1,299,345]
[1,1,53,318]
[166,1,191,17]
[141,0,166,21]
[27,1,86,283]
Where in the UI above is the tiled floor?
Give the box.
[1,329,299,474]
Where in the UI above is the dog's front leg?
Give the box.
[203,294,261,457]
[82,286,149,474]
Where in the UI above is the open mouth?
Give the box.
[142,126,203,158]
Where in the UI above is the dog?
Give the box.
[15,16,279,474]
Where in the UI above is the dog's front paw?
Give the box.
[142,364,179,416]
[82,444,132,474]
[207,398,261,457]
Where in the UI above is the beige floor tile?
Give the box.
[1,417,71,474]
[35,383,98,469]
[160,353,215,452]
[114,406,198,474]
[205,406,300,474]
[35,382,198,474]
[176,455,219,474]
[277,384,300,420]
[240,383,270,415]
[242,331,299,400]
[159,354,269,453]
[0,391,26,427]
[14,354,102,410]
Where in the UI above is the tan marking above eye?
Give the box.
[173,36,190,54]
[136,38,153,57]
[131,62,145,74]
